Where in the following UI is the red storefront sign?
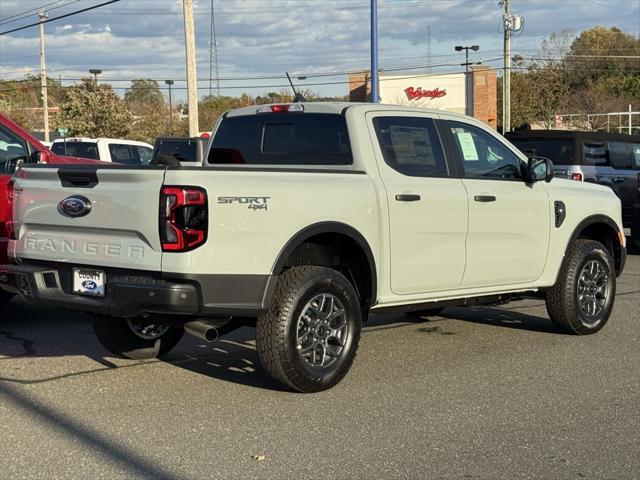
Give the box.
[404,86,447,101]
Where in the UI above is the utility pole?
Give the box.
[370,0,379,103]
[209,0,220,97]
[38,10,50,143]
[502,0,511,133]
[183,0,199,136]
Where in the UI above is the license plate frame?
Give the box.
[72,268,106,297]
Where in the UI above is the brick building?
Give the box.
[348,65,497,130]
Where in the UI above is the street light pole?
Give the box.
[165,80,174,133]
[38,10,50,143]
[370,0,379,103]
[455,45,479,117]
[89,68,102,85]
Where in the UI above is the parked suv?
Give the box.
[507,130,640,228]
[51,137,153,165]
[1,104,626,392]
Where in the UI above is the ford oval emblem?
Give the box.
[82,280,97,290]
[58,196,92,218]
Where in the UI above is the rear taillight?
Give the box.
[571,172,583,182]
[160,186,208,252]
[6,180,16,240]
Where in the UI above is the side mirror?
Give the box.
[528,156,554,183]
[31,150,43,164]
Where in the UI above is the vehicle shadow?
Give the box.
[0,298,562,391]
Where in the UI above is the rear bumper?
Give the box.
[0,263,277,318]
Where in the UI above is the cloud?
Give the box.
[0,0,638,98]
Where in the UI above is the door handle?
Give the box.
[474,195,496,202]
[395,194,421,202]
[613,177,625,183]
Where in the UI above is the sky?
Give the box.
[0,0,639,101]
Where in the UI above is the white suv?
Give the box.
[50,137,153,165]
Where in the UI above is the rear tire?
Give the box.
[545,239,615,335]
[0,290,14,304]
[256,266,362,393]
[92,315,184,359]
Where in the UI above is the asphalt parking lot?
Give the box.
[1,251,638,480]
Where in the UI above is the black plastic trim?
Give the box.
[372,292,528,314]
[271,222,377,306]
[0,261,278,318]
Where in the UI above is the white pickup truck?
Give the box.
[0,103,626,392]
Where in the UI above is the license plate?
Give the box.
[73,268,106,297]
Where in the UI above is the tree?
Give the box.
[60,78,132,138]
[124,79,164,114]
[124,79,171,142]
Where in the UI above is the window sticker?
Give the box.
[456,131,479,161]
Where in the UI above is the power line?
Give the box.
[0,0,121,36]
[0,0,85,27]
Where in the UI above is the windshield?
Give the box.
[508,138,574,165]
[209,113,352,165]
[51,141,99,160]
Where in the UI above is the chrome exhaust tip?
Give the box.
[184,321,219,342]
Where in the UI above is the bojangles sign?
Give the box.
[404,86,447,101]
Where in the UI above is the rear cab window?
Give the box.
[155,140,199,163]
[209,113,352,165]
[51,141,99,160]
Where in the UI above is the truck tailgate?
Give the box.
[11,166,166,271]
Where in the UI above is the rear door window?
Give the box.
[632,144,640,169]
[608,141,633,170]
[133,146,153,164]
[582,142,608,166]
[51,141,99,160]
[209,113,352,165]
[372,116,448,177]
[108,144,138,164]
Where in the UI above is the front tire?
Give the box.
[92,315,184,359]
[256,266,362,393]
[545,239,616,335]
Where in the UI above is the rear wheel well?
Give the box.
[574,221,623,274]
[277,231,375,313]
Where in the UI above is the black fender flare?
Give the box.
[565,214,625,275]
[271,222,378,305]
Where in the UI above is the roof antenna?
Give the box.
[286,72,306,102]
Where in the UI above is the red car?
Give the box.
[0,113,100,303]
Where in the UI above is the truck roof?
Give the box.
[51,137,153,147]
[225,102,470,120]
